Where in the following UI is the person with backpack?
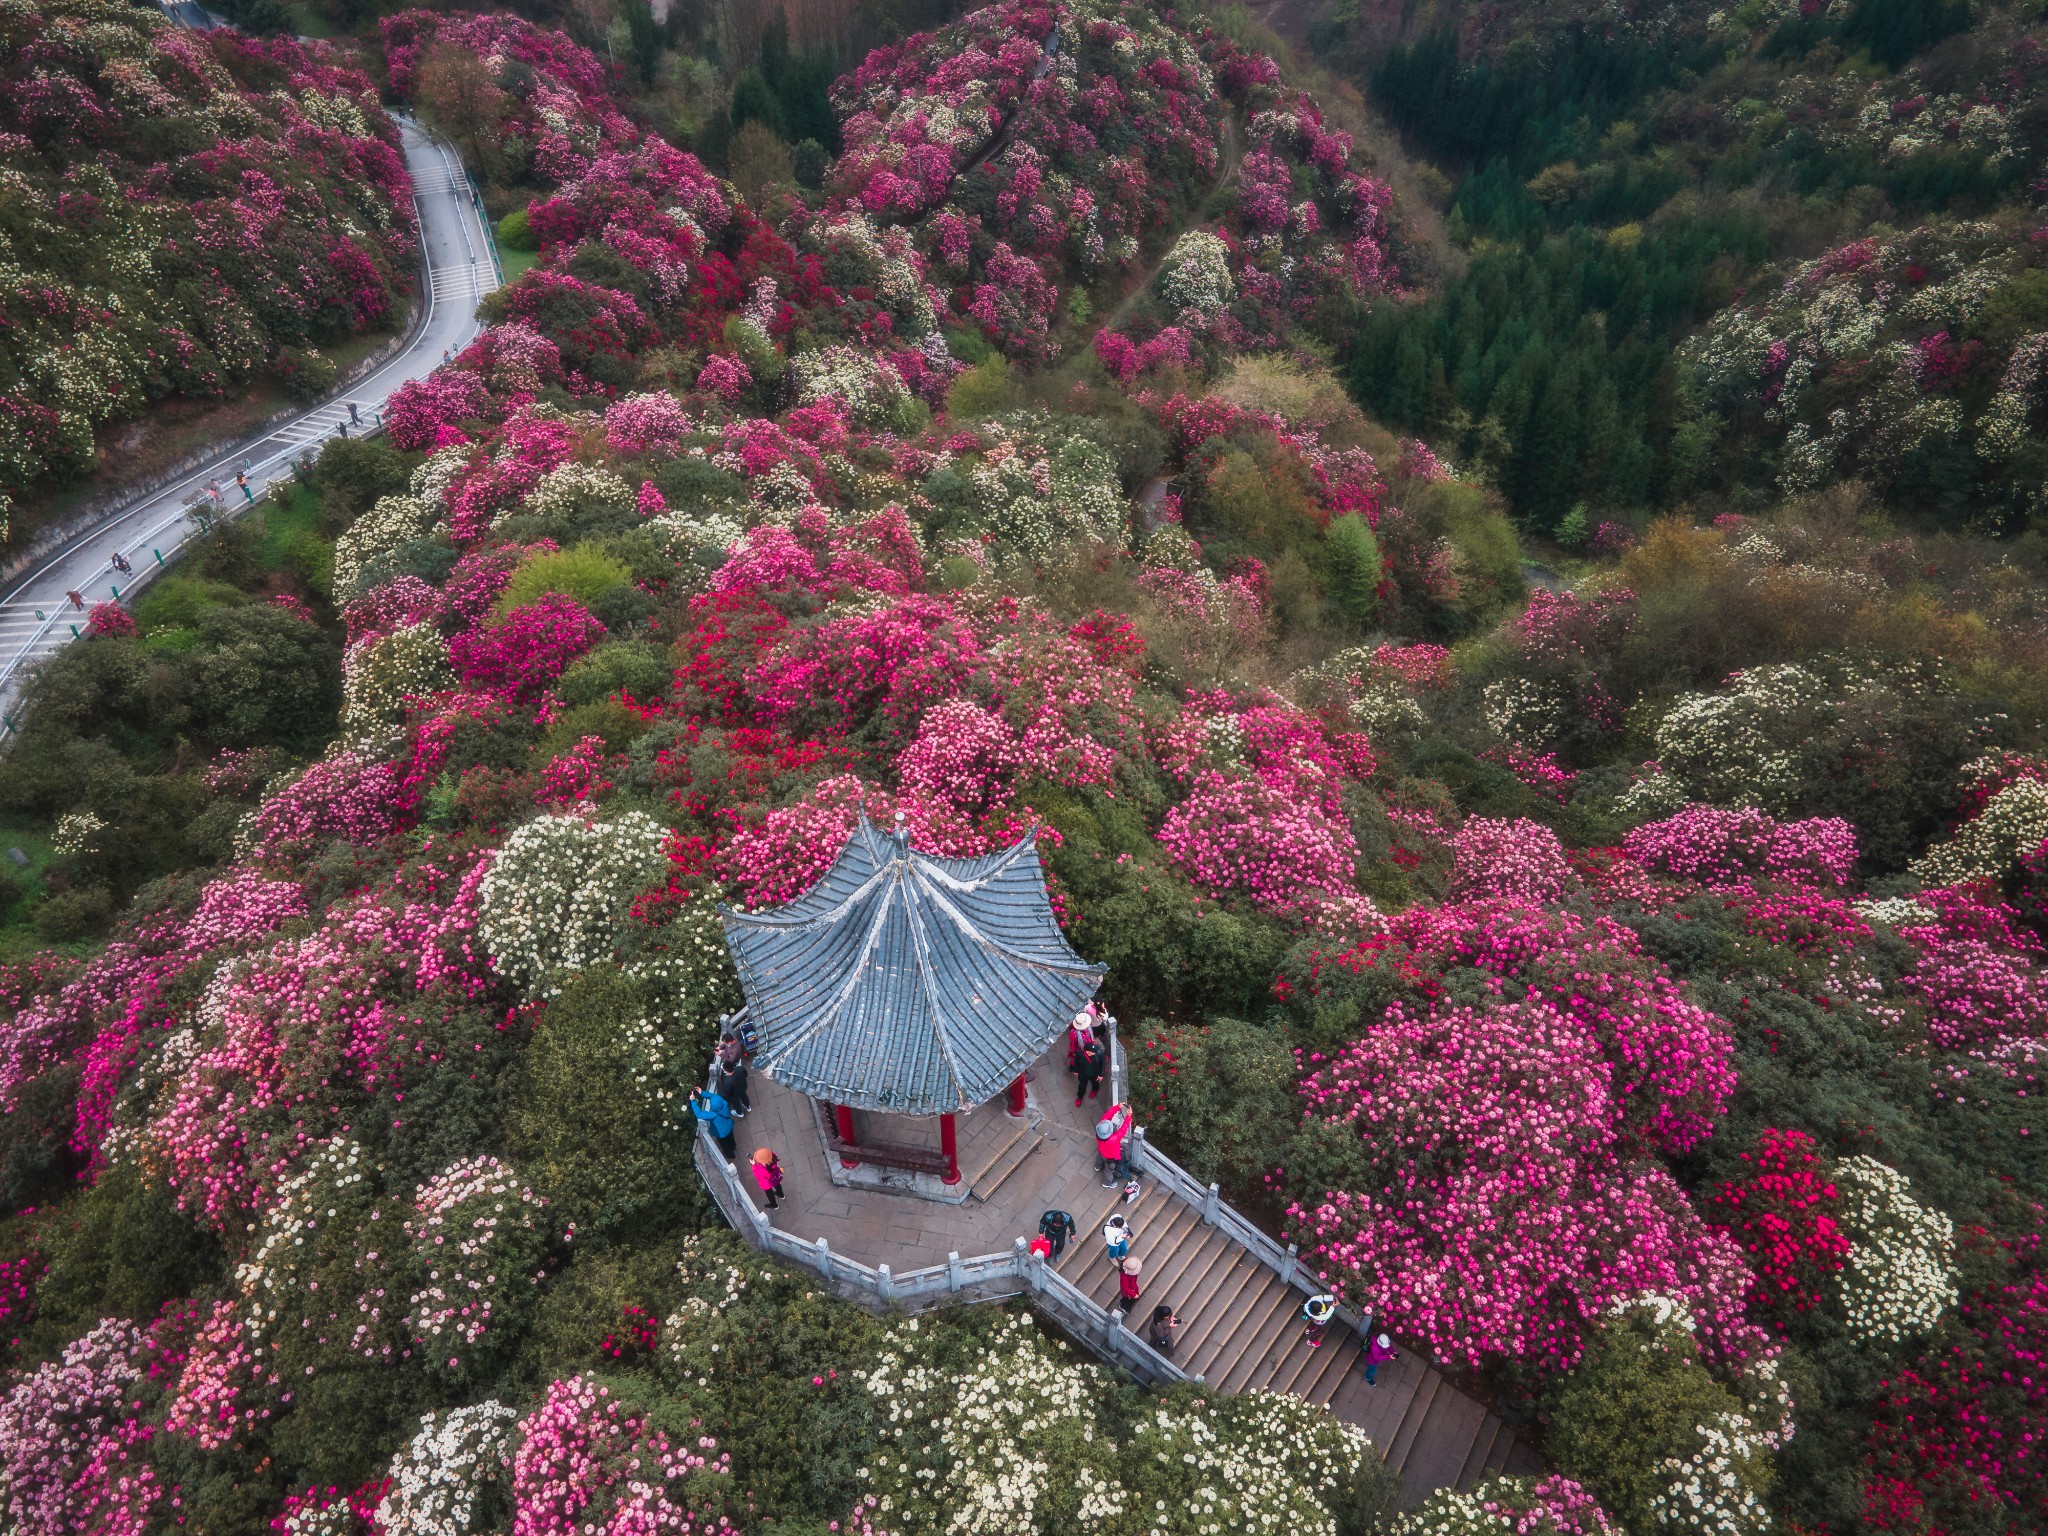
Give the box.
[714,1033,750,1117]
[750,1146,784,1210]
[1102,1212,1132,1264]
[1147,1304,1181,1358]
[1095,1101,1131,1186]
[1302,1293,1337,1349]
[1073,1034,1107,1106]
[1037,1208,1077,1263]
[687,1086,736,1160]
[1066,1004,1096,1072]
[1364,1331,1398,1385]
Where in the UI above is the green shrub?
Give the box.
[498,546,636,617]
[558,642,673,708]
[509,967,708,1247]
[1126,1016,1299,1194]
[27,1165,226,1358]
[1547,1301,1775,1535]
[497,204,538,252]
[133,575,245,635]
[34,885,112,941]
[1323,513,1381,628]
[944,357,1019,420]
[314,436,412,536]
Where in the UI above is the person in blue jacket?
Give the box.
[688,1086,737,1159]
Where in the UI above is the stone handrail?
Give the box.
[692,1125,1187,1385]
[1126,1127,1375,1339]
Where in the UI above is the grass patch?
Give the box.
[499,247,541,284]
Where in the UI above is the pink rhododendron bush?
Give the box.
[3,4,2047,1534]
[0,0,417,537]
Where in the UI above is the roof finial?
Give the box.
[892,808,909,853]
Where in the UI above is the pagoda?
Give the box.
[717,813,1106,1187]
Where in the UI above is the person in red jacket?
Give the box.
[1118,1256,1142,1306]
[1095,1102,1132,1186]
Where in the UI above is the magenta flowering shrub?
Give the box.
[0,4,415,515]
[248,751,416,860]
[1158,770,1362,918]
[0,1318,160,1536]
[1624,805,1858,888]
[1291,997,1754,1374]
[1450,817,1574,903]
[449,594,606,699]
[604,393,693,457]
[509,1377,735,1536]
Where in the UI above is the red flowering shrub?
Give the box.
[1708,1127,1852,1325]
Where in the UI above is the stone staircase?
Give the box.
[1042,1165,1537,1489]
[700,1040,1541,1501]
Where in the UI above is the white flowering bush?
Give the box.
[404,1157,548,1382]
[50,810,107,856]
[1910,776,2048,885]
[1549,1297,1782,1536]
[515,463,636,526]
[233,1139,384,1355]
[792,343,915,429]
[1119,1391,1376,1536]
[853,1312,1107,1534]
[1160,230,1234,313]
[844,1313,1382,1536]
[616,901,745,1131]
[1482,678,1564,747]
[340,621,455,742]
[969,415,1129,562]
[376,1401,519,1536]
[1832,1155,1957,1345]
[334,494,440,604]
[1651,664,1827,813]
[477,813,670,998]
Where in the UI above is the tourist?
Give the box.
[1095,1101,1131,1185]
[1065,1002,1097,1070]
[1148,1305,1181,1358]
[751,1146,784,1210]
[1118,1255,1142,1306]
[715,1033,751,1117]
[687,1086,737,1159]
[1037,1207,1077,1262]
[1364,1331,1397,1385]
[1073,1035,1107,1106]
[1302,1292,1337,1349]
[1102,1212,1132,1263]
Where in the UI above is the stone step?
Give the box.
[1386,1370,1444,1473]
[1187,1274,1294,1383]
[1455,1417,1509,1490]
[1400,1378,1489,1496]
[1214,1281,1306,1394]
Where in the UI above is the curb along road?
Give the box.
[0,7,499,729]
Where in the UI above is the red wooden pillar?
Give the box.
[940,1112,960,1184]
[833,1104,859,1169]
[1005,1074,1029,1118]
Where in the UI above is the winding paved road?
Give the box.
[0,33,496,728]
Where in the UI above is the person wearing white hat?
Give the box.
[1364,1330,1398,1385]
[1118,1254,1142,1306]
